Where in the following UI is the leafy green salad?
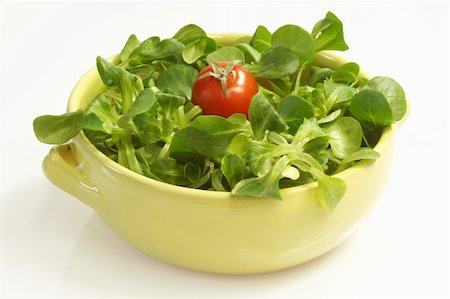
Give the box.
[33,12,407,211]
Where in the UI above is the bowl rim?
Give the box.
[66,35,398,200]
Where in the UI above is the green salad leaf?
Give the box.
[272,24,316,64]
[312,11,349,51]
[221,153,247,189]
[246,47,300,79]
[312,168,347,212]
[277,95,315,134]
[248,92,288,140]
[233,156,292,200]
[173,24,207,44]
[169,115,245,163]
[96,56,143,113]
[335,148,380,173]
[332,62,359,85]
[129,36,160,60]
[249,25,272,53]
[234,43,261,62]
[156,64,198,99]
[33,111,84,144]
[124,88,156,117]
[206,46,245,62]
[82,95,119,133]
[324,117,363,159]
[139,38,185,62]
[350,90,394,127]
[182,38,207,64]
[363,76,407,121]
[119,34,140,63]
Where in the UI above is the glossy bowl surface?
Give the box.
[43,34,399,274]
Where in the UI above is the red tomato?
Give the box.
[192,61,258,118]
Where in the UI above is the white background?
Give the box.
[1,1,449,298]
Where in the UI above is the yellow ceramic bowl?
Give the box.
[43,34,401,274]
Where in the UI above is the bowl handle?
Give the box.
[42,144,105,213]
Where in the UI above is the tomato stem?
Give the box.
[203,60,241,99]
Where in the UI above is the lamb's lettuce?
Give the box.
[33,111,84,144]
[311,11,349,51]
[33,12,407,212]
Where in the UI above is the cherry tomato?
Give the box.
[192,61,258,118]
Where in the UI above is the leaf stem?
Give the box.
[176,106,188,129]
[327,154,341,165]
[184,106,202,122]
[294,63,307,92]
[158,143,171,159]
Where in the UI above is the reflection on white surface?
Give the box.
[0,178,92,297]
[61,210,353,297]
